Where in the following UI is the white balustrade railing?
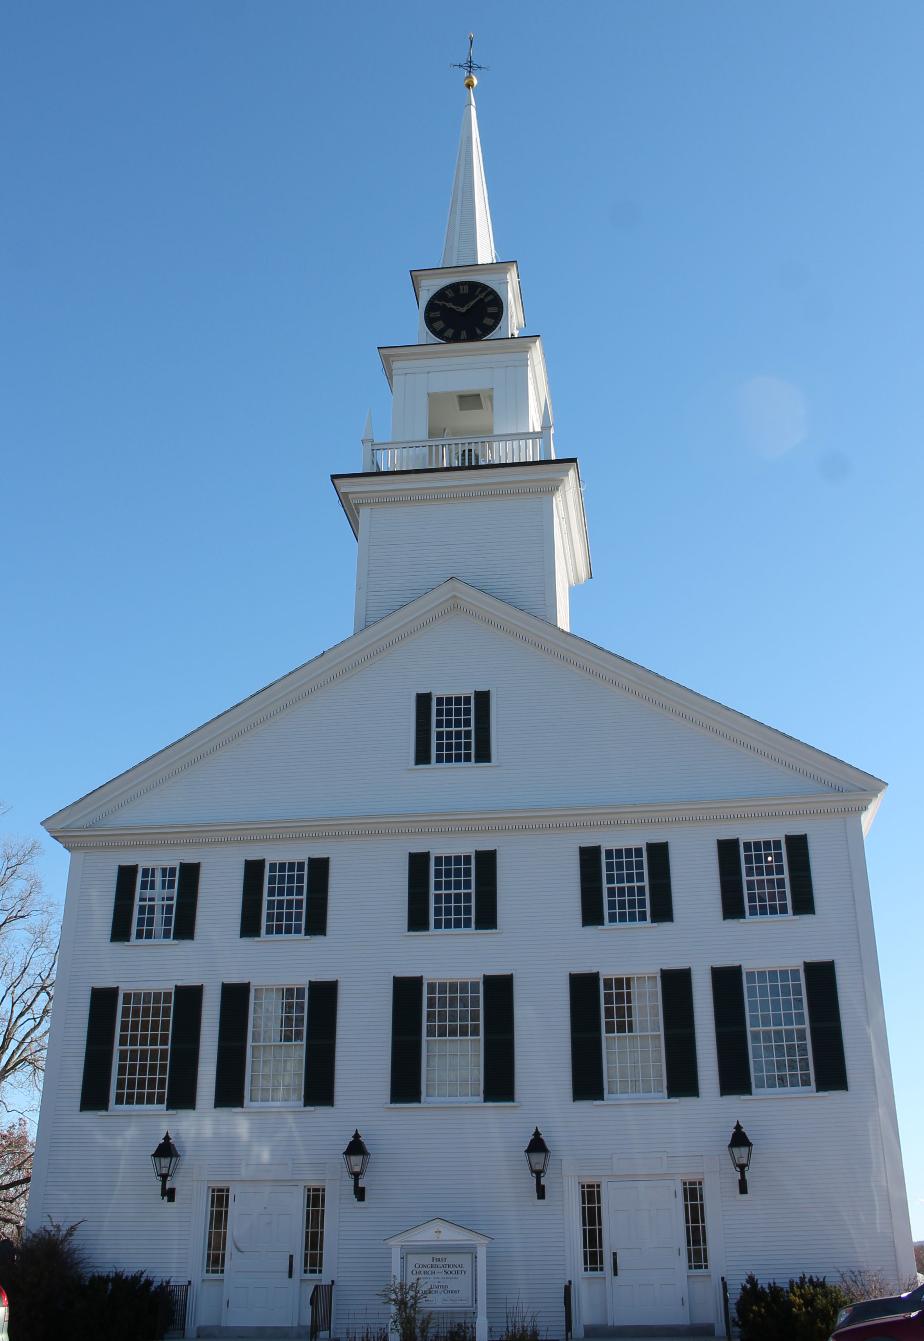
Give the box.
[365,429,553,473]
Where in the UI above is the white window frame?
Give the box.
[112,987,173,1108]
[133,865,178,942]
[600,973,667,1099]
[302,1184,326,1277]
[431,852,475,931]
[682,1179,708,1271]
[423,977,482,1103]
[432,691,476,766]
[263,860,307,937]
[744,966,814,1092]
[246,984,307,1106]
[603,846,649,925]
[579,1180,605,1274]
[741,838,792,919]
[204,1186,230,1276]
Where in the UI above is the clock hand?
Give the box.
[459,292,486,312]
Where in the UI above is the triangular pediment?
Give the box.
[44,579,884,844]
[385,1217,492,1247]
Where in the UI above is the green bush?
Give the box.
[735,1272,846,1341]
[76,1269,173,1341]
[381,1277,434,1341]
[5,1221,86,1341]
[500,1301,540,1341]
[5,1223,172,1341]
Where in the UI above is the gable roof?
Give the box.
[44,578,885,839]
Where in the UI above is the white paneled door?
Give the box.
[224,1183,301,1329]
[606,1180,687,1327]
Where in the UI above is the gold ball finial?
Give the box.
[464,74,477,89]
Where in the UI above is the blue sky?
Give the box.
[3,2,922,1241]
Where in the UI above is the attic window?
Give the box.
[457,393,484,412]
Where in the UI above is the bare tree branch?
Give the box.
[0,829,58,1105]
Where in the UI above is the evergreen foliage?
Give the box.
[735,1272,846,1341]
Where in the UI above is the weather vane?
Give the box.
[451,33,488,87]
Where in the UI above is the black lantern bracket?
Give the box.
[524,1127,550,1200]
[727,1121,753,1195]
[343,1129,370,1203]
[151,1130,180,1203]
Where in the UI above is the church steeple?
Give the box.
[333,46,590,635]
[441,75,496,267]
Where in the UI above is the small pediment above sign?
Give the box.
[385,1217,492,1247]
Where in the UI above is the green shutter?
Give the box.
[786,835,815,915]
[110,866,137,942]
[646,843,673,923]
[717,840,745,919]
[214,982,250,1108]
[166,985,203,1109]
[474,850,497,930]
[569,972,604,1100]
[240,860,265,937]
[304,981,338,1106]
[306,858,329,936]
[173,864,200,940]
[711,965,752,1095]
[579,847,604,927]
[483,974,514,1101]
[80,987,118,1111]
[660,968,698,1096]
[390,977,423,1103]
[804,961,847,1091]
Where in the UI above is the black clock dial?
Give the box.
[424,281,504,342]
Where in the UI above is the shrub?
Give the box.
[838,1267,919,1302]
[4,1223,172,1341]
[500,1301,540,1341]
[735,1272,846,1341]
[381,1277,434,1341]
[5,1220,86,1341]
[75,1269,173,1341]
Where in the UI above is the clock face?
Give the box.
[424,281,504,342]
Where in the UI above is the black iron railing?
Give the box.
[163,1280,190,1338]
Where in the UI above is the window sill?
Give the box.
[231,1105,316,1113]
[739,1090,824,1101]
[97,1108,178,1116]
[591,1097,678,1106]
[124,939,183,947]
[404,929,500,937]
[408,763,499,771]
[386,1101,520,1109]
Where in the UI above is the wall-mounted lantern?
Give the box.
[524,1127,550,1200]
[728,1121,753,1195]
[151,1131,180,1203]
[343,1129,370,1202]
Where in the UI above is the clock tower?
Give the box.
[333,67,590,634]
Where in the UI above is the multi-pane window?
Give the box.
[580,1181,604,1273]
[602,975,664,1097]
[425,979,481,1099]
[434,694,473,764]
[682,1180,708,1270]
[114,989,172,1106]
[249,986,306,1103]
[265,861,306,936]
[303,1186,326,1275]
[745,968,812,1090]
[432,854,473,930]
[742,840,789,917]
[205,1187,230,1274]
[604,847,648,924]
[135,866,177,940]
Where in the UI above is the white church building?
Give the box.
[28,69,914,1340]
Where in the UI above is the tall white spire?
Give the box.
[441,80,497,267]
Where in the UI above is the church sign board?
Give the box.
[404,1250,475,1309]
